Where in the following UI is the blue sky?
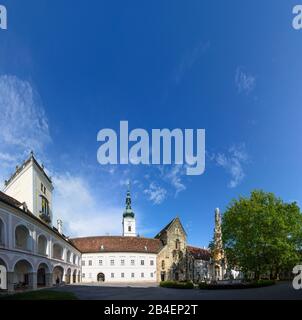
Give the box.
[0,1,302,247]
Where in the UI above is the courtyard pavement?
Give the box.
[50,281,302,300]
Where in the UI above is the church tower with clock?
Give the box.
[122,187,137,237]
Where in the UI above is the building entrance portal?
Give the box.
[97,273,105,282]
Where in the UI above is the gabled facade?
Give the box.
[155,217,188,282]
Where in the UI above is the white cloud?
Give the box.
[164,165,186,196]
[235,67,256,94]
[53,173,123,237]
[0,152,18,166]
[175,41,210,84]
[0,75,51,188]
[214,145,248,188]
[144,182,167,205]
[0,75,51,153]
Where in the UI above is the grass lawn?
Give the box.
[0,289,78,300]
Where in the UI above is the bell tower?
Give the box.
[3,151,53,225]
[122,185,136,237]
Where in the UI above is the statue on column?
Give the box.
[211,208,227,281]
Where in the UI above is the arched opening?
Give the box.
[97,273,105,282]
[174,272,179,281]
[52,243,63,260]
[15,225,31,251]
[160,271,166,282]
[72,270,77,283]
[65,268,71,284]
[13,259,33,290]
[0,219,5,246]
[37,235,48,256]
[215,265,221,280]
[77,271,81,283]
[0,258,7,290]
[37,263,50,287]
[161,260,165,270]
[66,250,71,263]
[53,266,64,285]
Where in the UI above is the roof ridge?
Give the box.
[70,235,160,241]
[187,245,210,252]
[4,151,52,188]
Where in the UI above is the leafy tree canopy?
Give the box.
[222,190,302,279]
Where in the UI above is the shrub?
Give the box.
[160,281,194,289]
[198,280,275,290]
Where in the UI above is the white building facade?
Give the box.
[72,192,159,283]
[0,153,81,292]
[0,152,219,292]
[80,252,157,283]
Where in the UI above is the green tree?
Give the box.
[222,190,302,280]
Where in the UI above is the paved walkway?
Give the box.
[50,281,302,300]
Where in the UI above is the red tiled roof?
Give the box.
[70,236,163,254]
[0,190,22,207]
[187,245,211,261]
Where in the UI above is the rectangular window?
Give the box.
[110,260,114,266]
[99,260,103,265]
[131,273,134,278]
[120,259,125,266]
[41,196,50,216]
[111,273,114,278]
[41,183,43,192]
[82,273,85,278]
[141,273,144,278]
[141,260,144,266]
[88,260,92,266]
[150,273,153,278]
[121,273,124,278]
[82,260,85,266]
[131,260,135,266]
[150,260,154,266]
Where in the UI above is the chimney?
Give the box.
[19,202,28,212]
[57,219,63,234]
